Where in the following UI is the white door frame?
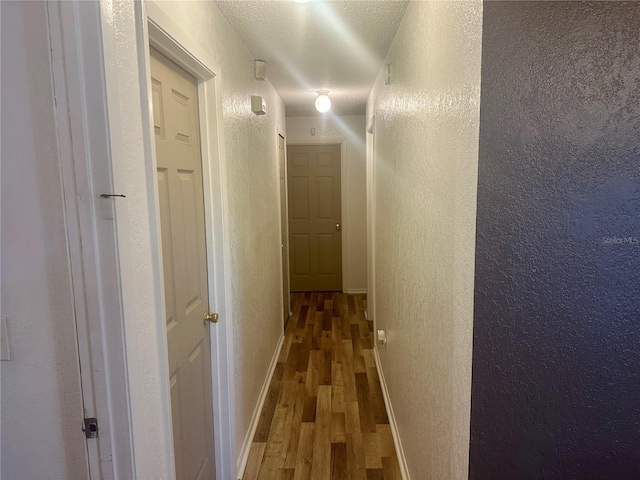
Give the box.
[48,1,236,478]
[139,3,237,479]
[277,127,292,319]
[47,2,134,478]
[287,139,348,293]
[366,116,376,324]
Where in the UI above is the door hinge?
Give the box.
[83,417,99,439]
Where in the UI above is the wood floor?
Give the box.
[243,292,402,480]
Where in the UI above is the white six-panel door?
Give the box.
[287,144,342,291]
[150,47,215,480]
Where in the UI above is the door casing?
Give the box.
[143,6,235,479]
[278,129,292,321]
[47,2,132,477]
[150,46,216,479]
[366,115,376,326]
[286,139,348,293]
[49,1,237,478]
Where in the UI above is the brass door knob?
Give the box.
[336,223,341,231]
[204,312,219,324]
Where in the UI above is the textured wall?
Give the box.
[0,2,89,478]
[286,115,368,293]
[366,1,483,478]
[470,2,640,479]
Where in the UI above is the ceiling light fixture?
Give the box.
[315,91,331,113]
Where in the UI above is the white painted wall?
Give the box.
[367,1,483,478]
[96,1,286,476]
[0,2,89,478]
[286,115,368,293]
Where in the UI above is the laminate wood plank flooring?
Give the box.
[244,293,402,480]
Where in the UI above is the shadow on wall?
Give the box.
[470,2,640,479]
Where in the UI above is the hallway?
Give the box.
[243,293,401,480]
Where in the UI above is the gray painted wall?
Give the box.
[471,2,640,479]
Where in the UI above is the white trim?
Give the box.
[277,126,292,320]
[138,2,236,479]
[346,289,368,295]
[148,23,212,79]
[367,115,376,134]
[373,346,411,480]
[366,113,376,325]
[47,2,135,478]
[236,333,285,480]
[145,2,220,76]
[287,138,348,293]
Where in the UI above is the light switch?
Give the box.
[1,316,10,361]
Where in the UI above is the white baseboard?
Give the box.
[345,288,367,294]
[373,346,411,480]
[236,333,285,480]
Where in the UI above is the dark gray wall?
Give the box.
[470,2,640,479]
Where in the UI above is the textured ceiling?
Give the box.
[215,0,408,116]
